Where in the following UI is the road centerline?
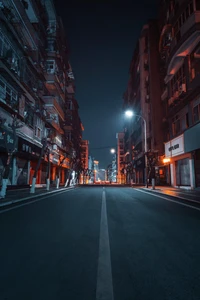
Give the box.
[96,189,114,300]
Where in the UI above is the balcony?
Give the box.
[166,12,200,81]
[45,117,64,134]
[66,82,75,95]
[42,96,64,121]
[63,121,73,131]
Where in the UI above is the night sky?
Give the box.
[54,1,159,169]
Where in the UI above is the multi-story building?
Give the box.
[93,160,99,182]
[98,169,106,181]
[80,140,89,169]
[106,163,112,182]
[123,20,164,184]
[159,0,200,189]
[116,132,125,183]
[111,154,117,182]
[106,154,117,183]
[0,0,82,190]
[80,139,89,183]
[88,155,94,183]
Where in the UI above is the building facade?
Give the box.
[123,20,165,185]
[116,132,125,183]
[80,139,89,183]
[159,0,200,188]
[0,0,82,188]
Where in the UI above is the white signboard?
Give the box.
[165,134,184,157]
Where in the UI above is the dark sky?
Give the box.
[54,1,159,169]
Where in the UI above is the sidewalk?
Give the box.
[137,185,200,204]
[0,185,76,208]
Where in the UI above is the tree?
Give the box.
[56,155,66,189]
[0,115,23,199]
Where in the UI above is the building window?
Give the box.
[34,117,44,139]
[24,66,37,90]
[25,103,34,127]
[190,47,200,80]
[170,64,186,95]
[172,119,181,136]
[193,104,200,123]
[0,77,18,108]
[196,0,200,10]
[46,60,55,74]
[66,100,73,110]
[174,2,194,41]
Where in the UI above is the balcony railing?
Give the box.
[42,96,65,121]
[168,13,200,67]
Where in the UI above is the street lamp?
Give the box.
[125,109,148,187]
[110,148,115,154]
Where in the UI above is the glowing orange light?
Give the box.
[163,158,170,164]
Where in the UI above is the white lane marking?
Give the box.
[96,190,114,300]
[0,189,75,214]
[135,189,200,212]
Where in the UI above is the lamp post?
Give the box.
[125,110,148,188]
[110,148,116,183]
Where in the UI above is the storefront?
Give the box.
[133,156,145,184]
[17,137,42,186]
[164,134,194,189]
[0,128,17,186]
[184,123,200,188]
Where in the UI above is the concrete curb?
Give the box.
[0,186,76,208]
[139,187,200,205]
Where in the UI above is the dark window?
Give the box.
[193,104,200,123]
[172,119,181,136]
[186,6,189,18]
[196,0,200,10]
[25,103,34,127]
[186,113,189,128]
[182,12,186,23]
[189,2,194,13]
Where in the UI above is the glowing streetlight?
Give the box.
[110,148,115,154]
[125,110,134,118]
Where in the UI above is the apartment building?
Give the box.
[116,132,125,184]
[0,0,82,188]
[159,0,200,188]
[80,139,89,183]
[123,20,164,184]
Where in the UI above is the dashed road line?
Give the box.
[96,189,114,300]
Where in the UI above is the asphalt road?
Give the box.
[0,187,200,300]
